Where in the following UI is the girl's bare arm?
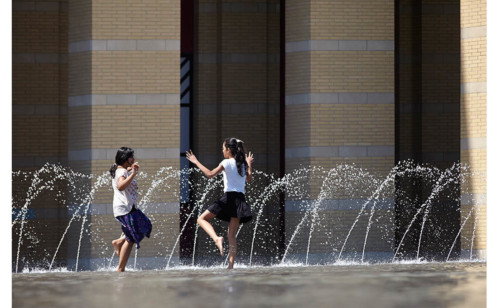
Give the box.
[186,150,224,178]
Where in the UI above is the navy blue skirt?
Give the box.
[207,192,252,223]
[115,207,152,249]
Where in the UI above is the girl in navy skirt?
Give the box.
[109,147,152,272]
[186,138,254,269]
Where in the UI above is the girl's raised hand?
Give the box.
[186,150,198,164]
[245,152,254,165]
[131,162,140,174]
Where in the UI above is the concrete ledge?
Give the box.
[68,94,179,107]
[285,198,395,212]
[286,93,394,105]
[13,53,68,64]
[13,156,68,168]
[69,40,180,53]
[67,202,180,216]
[461,82,486,94]
[285,146,394,159]
[461,137,486,150]
[399,103,459,114]
[421,152,460,162]
[461,26,486,40]
[68,148,180,161]
[13,105,68,115]
[199,153,280,171]
[13,1,68,12]
[286,40,394,53]
[399,3,459,15]
[461,194,486,206]
[197,53,279,64]
[198,2,279,13]
[197,103,280,115]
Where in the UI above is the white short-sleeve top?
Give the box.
[112,167,138,217]
[221,158,246,194]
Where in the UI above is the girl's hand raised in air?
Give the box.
[131,162,140,174]
[186,150,199,165]
[245,152,254,166]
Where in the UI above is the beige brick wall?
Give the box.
[310,0,394,40]
[194,0,280,174]
[93,0,180,40]
[65,0,182,264]
[91,52,179,93]
[285,0,394,259]
[69,0,91,43]
[12,1,69,268]
[460,0,486,253]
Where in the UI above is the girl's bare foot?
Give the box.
[215,237,224,256]
[112,239,123,256]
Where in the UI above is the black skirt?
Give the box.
[207,192,252,223]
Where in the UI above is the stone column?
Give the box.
[460,0,486,259]
[67,0,181,269]
[12,0,69,270]
[193,0,281,265]
[284,0,395,262]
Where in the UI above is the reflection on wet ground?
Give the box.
[13,262,485,308]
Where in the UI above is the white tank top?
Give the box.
[220,158,246,194]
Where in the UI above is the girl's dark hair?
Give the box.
[224,138,248,177]
[109,147,134,178]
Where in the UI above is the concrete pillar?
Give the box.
[67,0,181,269]
[284,0,395,262]
[460,0,486,259]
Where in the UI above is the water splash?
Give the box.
[12,160,484,272]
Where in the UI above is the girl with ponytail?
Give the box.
[186,138,254,269]
[109,147,152,272]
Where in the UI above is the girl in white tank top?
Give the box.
[186,138,254,269]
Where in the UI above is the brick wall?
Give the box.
[284,0,395,260]
[460,0,486,257]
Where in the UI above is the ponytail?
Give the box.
[224,138,248,177]
[109,163,118,178]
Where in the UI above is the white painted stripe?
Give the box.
[13,1,67,12]
[68,40,180,53]
[68,202,180,216]
[399,103,459,113]
[68,148,180,161]
[12,53,67,64]
[461,26,487,40]
[198,2,280,13]
[286,40,394,53]
[461,137,487,150]
[285,198,395,212]
[68,94,179,107]
[13,105,67,115]
[461,194,487,206]
[199,153,280,168]
[285,146,394,158]
[196,103,279,115]
[285,93,394,105]
[13,156,68,168]
[197,53,279,64]
[461,82,487,94]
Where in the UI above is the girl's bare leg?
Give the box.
[197,210,224,256]
[112,235,126,256]
[117,240,134,272]
[227,218,240,269]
